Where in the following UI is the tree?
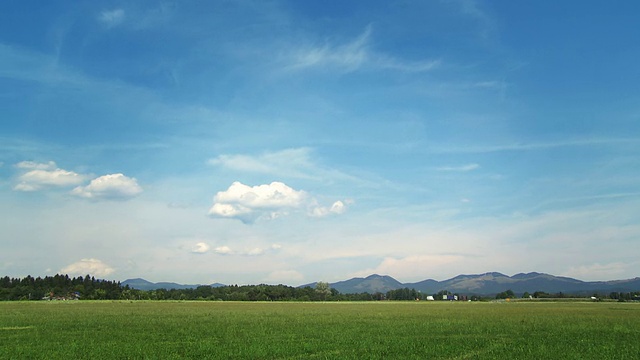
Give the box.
[496,289,515,299]
[315,281,331,301]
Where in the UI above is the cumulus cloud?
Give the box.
[71,173,142,200]
[214,246,233,255]
[309,200,349,217]
[208,181,306,223]
[60,258,115,278]
[208,181,348,223]
[98,9,125,27]
[13,161,87,191]
[192,242,210,254]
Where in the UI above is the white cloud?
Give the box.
[98,9,125,28]
[13,161,87,191]
[214,246,233,255]
[330,201,347,214]
[208,181,306,223]
[208,181,348,223]
[309,200,349,217]
[19,169,86,187]
[60,258,115,278]
[71,174,142,200]
[192,242,210,254]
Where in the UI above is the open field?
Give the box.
[1,301,639,359]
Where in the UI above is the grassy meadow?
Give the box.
[1,300,639,359]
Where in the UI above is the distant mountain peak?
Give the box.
[365,274,392,280]
[512,272,545,279]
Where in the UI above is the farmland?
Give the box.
[1,301,639,359]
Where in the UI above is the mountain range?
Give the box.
[325,272,640,295]
[123,272,640,295]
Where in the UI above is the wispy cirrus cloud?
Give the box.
[209,148,318,179]
[436,163,480,172]
[430,137,640,154]
[287,26,371,72]
[191,242,282,256]
[284,25,440,73]
[209,147,361,184]
[98,9,125,28]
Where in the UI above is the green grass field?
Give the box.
[1,301,639,359]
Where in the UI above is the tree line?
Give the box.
[0,274,124,301]
[0,275,374,301]
[2,275,639,302]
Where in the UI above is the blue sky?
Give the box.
[1,1,639,285]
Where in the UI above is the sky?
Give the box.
[1,1,639,286]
